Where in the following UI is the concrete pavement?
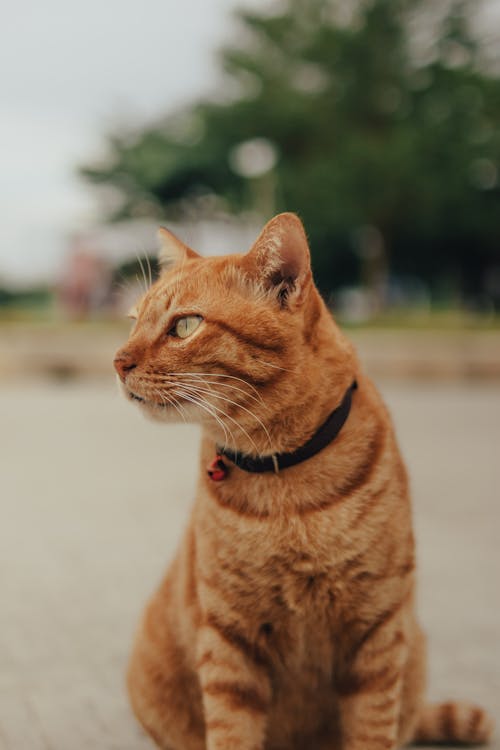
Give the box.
[0,378,498,748]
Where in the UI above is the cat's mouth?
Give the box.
[129,391,145,403]
[127,390,169,409]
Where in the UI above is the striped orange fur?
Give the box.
[114,214,493,750]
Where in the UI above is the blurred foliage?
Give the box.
[81,0,500,306]
[0,286,51,309]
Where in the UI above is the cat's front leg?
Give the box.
[337,612,409,750]
[196,611,272,750]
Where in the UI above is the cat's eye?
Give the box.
[170,315,203,339]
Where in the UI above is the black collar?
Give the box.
[217,380,358,474]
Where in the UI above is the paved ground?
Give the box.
[1,378,499,749]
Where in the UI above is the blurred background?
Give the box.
[1,1,499,748]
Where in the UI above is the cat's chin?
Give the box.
[143,404,182,424]
[122,386,199,425]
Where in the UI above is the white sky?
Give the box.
[0,0,499,285]
[0,0,269,285]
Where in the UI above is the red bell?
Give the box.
[207,455,228,481]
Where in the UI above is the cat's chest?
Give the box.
[199,518,347,678]
[199,495,347,618]
[270,552,338,614]
[221,548,341,645]
[261,557,340,678]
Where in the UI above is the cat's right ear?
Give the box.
[157,227,199,270]
[242,213,312,307]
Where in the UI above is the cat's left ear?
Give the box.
[157,227,199,270]
[243,213,312,306]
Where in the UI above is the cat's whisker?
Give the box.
[153,387,186,424]
[174,384,261,455]
[170,392,190,424]
[164,371,264,403]
[150,371,271,449]
[138,245,153,290]
[172,388,235,450]
[177,380,273,451]
[180,374,265,406]
[172,387,236,449]
[253,358,295,373]
[134,274,145,296]
[152,374,264,407]
[135,253,150,295]
[144,249,153,289]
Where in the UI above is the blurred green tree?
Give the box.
[81,0,500,307]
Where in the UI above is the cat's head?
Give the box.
[113,213,348,453]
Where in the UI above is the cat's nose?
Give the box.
[113,350,137,382]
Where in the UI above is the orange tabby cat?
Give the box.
[114,213,493,750]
